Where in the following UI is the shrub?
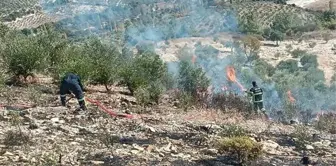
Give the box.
[322,31,332,43]
[309,42,317,48]
[178,60,210,99]
[119,51,170,104]
[300,54,318,69]
[211,93,251,113]
[1,33,47,83]
[291,125,312,150]
[220,125,247,137]
[55,45,92,83]
[241,35,261,55]
[314,113,336,134]
[218,136,263,165]
[3,130,31,146]
[276,59,299,73]
[253,59,276,79]
[291,49,307,58]
[83,37,122,91]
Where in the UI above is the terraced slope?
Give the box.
[0,0,40,22]
[233,2,318,27]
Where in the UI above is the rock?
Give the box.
[19,156,29,162]
[306,145,314,150]
[262,140,279,149]
[3,151,14,156]
[90,160,105,165]
[200,148,218,155]
[132,144,144,151]
[313,140,332,148]
[163,142,172,152]
[131,150,140,155]
[146,145,155,153]
[31,157,37,163]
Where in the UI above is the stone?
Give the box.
[146,145,155,153]
[306,145,314,150]
[262,140,279,149]
[132,144,144,151]
[3,151,14,156]
[90,160,105,165]
[200,148,218,155]
[131,150,140,155]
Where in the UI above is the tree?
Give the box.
[242,35,261,56]
[269,29,284,46]
[238,13,262,35]
[178,60,210,98]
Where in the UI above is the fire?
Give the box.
[226,66,245,91]
[287,90,296,103]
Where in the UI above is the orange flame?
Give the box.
[287,90,296,103]
[226,66,245,91]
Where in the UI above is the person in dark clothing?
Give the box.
[59,73,87,111]
[245,81,265,114]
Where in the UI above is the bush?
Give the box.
[276,59,299,73]
[3,130,31,146]
[242,35,261,55]
[178,60,210,99]
[220,125,248,137]
[211,93,251,113]
[1,33,47,83]
[291,49,307,58]
[253,59,276,79]
[300,54,318,70]
[291,125,312,150]
[55,45,92,83]
[83,37,122,91]
[314,113,336,134]
[218,136,263,165]
[119,51,171,105]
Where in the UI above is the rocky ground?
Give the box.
[0,82,336,166]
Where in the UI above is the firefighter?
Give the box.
[245,81,265,114]
[59,73,87,111]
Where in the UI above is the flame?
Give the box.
[226,66,245,91]
[287,90,296,103]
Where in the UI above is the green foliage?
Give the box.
[276,59,299,73]
[291,125,312,150]
[300,53,318,69]
[238,13,262,35]
[178,60,210,98]
[314,113,336,134]
[1,33,47,81]
[83,37,121,90]
[291,48,307,58]
[263,28,284,45]
[195,44,219,61]
[55,45,92,83]
[218,136,263,165]
[220,125,247,137]
[119,51,170,105]
[253,59,276,80]
[0,23,10,38]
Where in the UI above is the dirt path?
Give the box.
[286,0,320,8]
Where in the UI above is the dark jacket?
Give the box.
[59,73,85,106]
[249,86,263,103]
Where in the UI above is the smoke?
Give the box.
[40,0,335,119]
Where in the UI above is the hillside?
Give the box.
[1,83,336,165]
[1,0,336,165]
